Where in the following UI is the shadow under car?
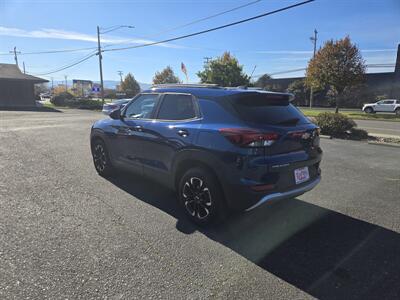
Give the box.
[106,172,400,300]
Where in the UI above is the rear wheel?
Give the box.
[178,167,227,226]
[395,108,400,116]
[91,139,115,177]
[364,107,373,114]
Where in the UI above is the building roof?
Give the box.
[0,63,48,83]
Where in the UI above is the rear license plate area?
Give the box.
[294,166,310,184]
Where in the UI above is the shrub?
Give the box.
[65,99,103,110]
[50,92,74,106]
[350,128,369,140]
[315,112,356,137]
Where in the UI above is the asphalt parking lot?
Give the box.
[355,119,400,137]
[1,109,399,299]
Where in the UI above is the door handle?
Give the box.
[177,129,189,137]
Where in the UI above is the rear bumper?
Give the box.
[219,153,322,211]
[245,176,321,211]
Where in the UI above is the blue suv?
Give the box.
[90,84,322,225]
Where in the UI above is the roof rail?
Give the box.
[224,86,263,90]
[151,83,221,89]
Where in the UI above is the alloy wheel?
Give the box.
[93,144,107,172]
[182,177,212,220]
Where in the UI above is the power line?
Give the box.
[153,0,262,37]
[101,0,262,49]
[20,47,97,55]
[29,51,97,76]
[103,0,315,53]
[0,46,97,56]
[251,68,306,78]
[252,63,396,78]
[112,0,262,49]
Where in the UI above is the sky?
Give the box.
[0,0,399,85]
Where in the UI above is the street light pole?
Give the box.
[309,29,318,108]
[64,75,68,92]
[96,25,134,104]
[96,26,105,104]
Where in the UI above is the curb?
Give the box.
[319,135,332,139]
[367,141,400,148]
[368,133,400,139]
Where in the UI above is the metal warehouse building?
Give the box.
[263,44,400,101]
[0,63,48,108]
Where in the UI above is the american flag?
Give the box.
[181,62,188,83]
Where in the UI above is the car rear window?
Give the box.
[229,93,310,126]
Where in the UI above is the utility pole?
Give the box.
[203,57,212,82]
[117,71,123,83]
[64,75,68,92]
[117,71,123,91]
[250,65,257,78]
[9,46,21,67]
[203,57,212,66]
[23,62,26,74]
[51,77,54,94]
[96,26,105,104]
[309,29,318,108]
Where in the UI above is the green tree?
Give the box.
[287,79,309,106]
[153,66,181,84]
[197,52,250,87]
[326,84,375,108]
[305,36,366,113]
[254,74,272,89]
[120,73,141,97]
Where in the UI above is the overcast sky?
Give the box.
[0,0,399,83]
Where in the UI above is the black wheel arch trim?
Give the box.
[172,149,227,193]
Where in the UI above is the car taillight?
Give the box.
[219,128,279,147]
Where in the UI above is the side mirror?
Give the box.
[109,108,122,120]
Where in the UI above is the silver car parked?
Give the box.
[102,99,131,115]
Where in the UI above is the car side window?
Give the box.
[383,100,394,104]
[157,94,196,120]
[124,94,159,119]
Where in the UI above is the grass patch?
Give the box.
[300,108,400,122]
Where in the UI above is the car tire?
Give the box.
[91,138,115,177]
[395,108,400,116]
[178,167,227,226]
[364,107,373,114]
